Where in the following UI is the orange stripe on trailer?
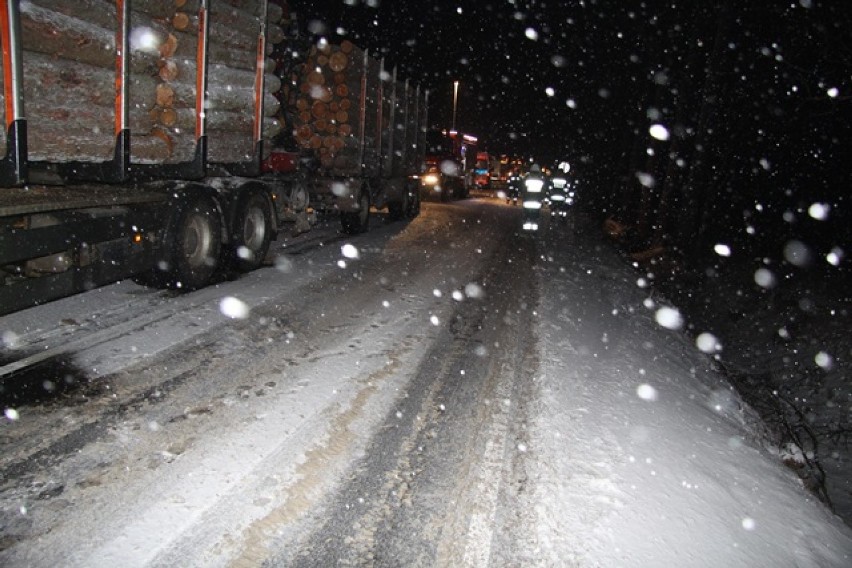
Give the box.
[194,3,207,139]
[1,1,16,127]
[114,0,125,136]
[253,37,264,142]
[358,50,367,165]
[253,0,268,145]
[376,60,383,155]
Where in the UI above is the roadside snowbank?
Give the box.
[528,214,852,566]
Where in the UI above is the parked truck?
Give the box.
[0,0,427,316]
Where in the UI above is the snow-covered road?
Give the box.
[1,199,850,566]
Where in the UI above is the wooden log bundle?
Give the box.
[23,52,157,120]
[26,126,172,165]
[20,1,163,76]
[161,0,287,164]
[150,108,281,138]
[291,41,385,175]
[155,82,281,117]
[15,0,285,166]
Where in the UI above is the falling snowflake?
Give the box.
[815,352,834,370]
[655,306,683,330]
[696,332,722,353]
[714,244,732,257]
[219,296,250,319]
[636,384,658,401]
[754,268,776,288]
[464,282,484,299]
[649,124,670,141]
[807,203,830,221]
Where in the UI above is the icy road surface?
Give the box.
[1,199,851,567]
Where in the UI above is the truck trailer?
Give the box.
[0,0,427,316]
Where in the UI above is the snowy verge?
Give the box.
[526,217,852,566]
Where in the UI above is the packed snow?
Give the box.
[526,213,852,565]
[1,202,850,565]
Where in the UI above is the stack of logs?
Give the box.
[289,40,381,175]
[15,0,285,165]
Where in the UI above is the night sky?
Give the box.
[291,0,851,257]
[294,0,626,159]
[292,2,849,148]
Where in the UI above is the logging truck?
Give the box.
[0,0,427,316]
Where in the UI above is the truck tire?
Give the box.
[171,196,222,289]
[341,188,370,234]
[231,191,273,272]
[440,179,452,202]
[387,190,409,221]
[455,179,468,199]
[407,183,421,218]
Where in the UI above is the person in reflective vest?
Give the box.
[522,163,545,231]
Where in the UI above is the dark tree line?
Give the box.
[578,1,851,271]
[574,1,852,511]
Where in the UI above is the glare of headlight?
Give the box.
[422,174,439,185]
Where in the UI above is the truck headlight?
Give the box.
[422,174,439,186]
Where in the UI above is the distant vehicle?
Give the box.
[420,159,465,202]
[474,152,492,189]
[421,130,470,201]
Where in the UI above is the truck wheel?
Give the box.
[457,180,469,199]
[387,190,409,221]
[289,181,309,212]
[171,196,222,289]
[231,191,273,272]
[440,180,451,202]
[407,186,421,218]
[341,188,370,234]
